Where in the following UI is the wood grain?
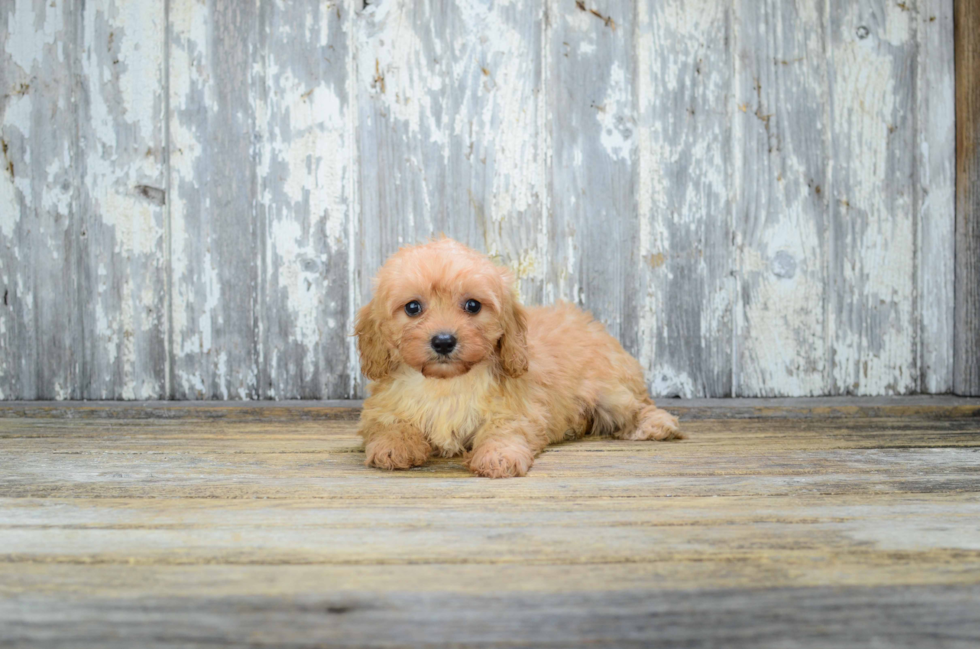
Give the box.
[1,408,979,646]
[955,0,980,395]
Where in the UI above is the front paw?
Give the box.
[466,438,534,478]
[364,433,431,470]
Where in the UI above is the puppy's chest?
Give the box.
[388,367,495,455]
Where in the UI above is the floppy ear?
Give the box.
[355,301,393,381]
[497,286,529,378]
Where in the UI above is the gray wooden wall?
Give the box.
[0,0,958,400]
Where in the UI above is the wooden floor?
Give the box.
[2,399,980,648]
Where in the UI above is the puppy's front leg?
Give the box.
[361,420,431,470]
[466,421,540,479]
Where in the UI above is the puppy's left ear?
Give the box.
[497,272,529,378]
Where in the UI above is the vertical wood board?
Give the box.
[76,0,169,399]
[828,0,917,395]
[636,0,733,397]
[168,0,260,399]
[954,0,980,395]
[733,0,830,397]
[0,0,81,399]
[547,0,638,351]
[255,0,353,399]
[916,0,955,394]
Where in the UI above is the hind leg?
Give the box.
[594,384,683,441]
[617,403,683,441]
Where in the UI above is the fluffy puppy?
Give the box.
[355,238,682,478]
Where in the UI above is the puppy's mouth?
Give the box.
[421,356,472,379]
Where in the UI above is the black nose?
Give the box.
[430,333,457,355]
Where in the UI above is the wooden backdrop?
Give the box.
[0,0,958,399]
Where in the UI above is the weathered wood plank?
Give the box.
[168,0,260,399]
[2,396,980,420]
[733,0,830,396]
[2,416,979,501]
[955,0,980,395]
[547,0,638,351]
[636,0,733,398]
[354,0,460,259]
[5,492,980,533]
[11,461,977,501]
[76,0,169,399]
[3,556,979,601]
[0,0,81,399]
[255,0,353,399]
[0,400,365,420]
[3,490,979,561]
[6,419,979,453]
[917,0,955,393]
[2,585,979,649]
[0,1,36,399]
[828,0,917,395]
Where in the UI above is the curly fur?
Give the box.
[356,238,683,478]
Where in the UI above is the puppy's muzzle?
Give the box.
[430,333,457,356]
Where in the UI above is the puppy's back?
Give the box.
[522,301,647,401]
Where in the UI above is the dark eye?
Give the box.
[405,300,423,317]
[463,299,481,314]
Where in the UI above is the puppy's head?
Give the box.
[355,239,528,381]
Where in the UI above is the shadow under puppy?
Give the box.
[355,238,683,478]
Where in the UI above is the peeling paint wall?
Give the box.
[0,0,957,399]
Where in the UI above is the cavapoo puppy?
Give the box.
[355,238,682,478]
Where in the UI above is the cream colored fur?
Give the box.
[370,363,497,457]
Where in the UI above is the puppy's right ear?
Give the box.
[355,301,392,381]
[497,288,529,379]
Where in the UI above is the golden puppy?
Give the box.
[355,238,682,478]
